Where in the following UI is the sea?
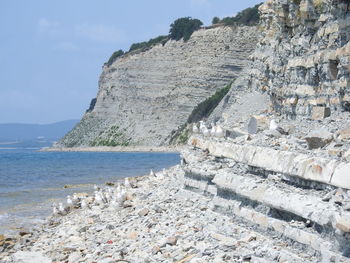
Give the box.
[0,140,180,236]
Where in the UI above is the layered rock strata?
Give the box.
[211,0,350,125]
[58,26,257,147]
[250,0,350,118]
[182,135,350,261]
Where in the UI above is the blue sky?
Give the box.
[0,0,262,124]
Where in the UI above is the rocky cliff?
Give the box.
[58,26,257,147]
[248,0,350,118]
[211,0,350,127]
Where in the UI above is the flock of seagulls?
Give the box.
[52,169,167,217]
[193,118,286,138]
[193,121,225,138]
[52,177,134,216]
[52,118,285,217]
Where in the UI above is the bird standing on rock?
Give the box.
[215,125,225,138]
[192,124,199,133]
[199,121,207,134]
[210,123,216,136]
[52,203,58,216]
[58,202,68,215]
[269,119,288,135]
[124,177,130,188]
[66,195,73,207]
[203,126,210,137]
[80,199,88,209]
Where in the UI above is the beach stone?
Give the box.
[97,258,115,263]
[338,126,350,141]
[247,117,258,134]
[264,129,282,138]
[304,128,333,149]
[311,106,331,120]
[343,201,350,211]
[138,208,149,217]
[0,235,5,246]
[68,251,83,263]
[122,200,133,208]
[12,251,52,263]
[343,149,350,161]
[151,245,161,254]
[336,217,350,233]
[166,236,178,246]
[127,231,138,240]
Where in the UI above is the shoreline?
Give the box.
[0,155,327,262]
[40,145,182,153]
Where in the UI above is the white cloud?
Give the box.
[36,18,126,45]
[54,41,79,51]
[190,0,212,8]
[37,18,60,35]
[74,23,126,44]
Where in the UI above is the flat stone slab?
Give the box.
[189,135,350,190]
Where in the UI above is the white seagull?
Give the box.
[269,119,287,135]
[210,123,216,136]
[215,125,225,138]
[124,177,130,188]
[192,123,199,133]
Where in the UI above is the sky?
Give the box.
[0,0,262,124]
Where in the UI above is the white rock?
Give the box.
[12,251,52,263]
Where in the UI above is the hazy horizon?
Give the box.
[1,0,262,124]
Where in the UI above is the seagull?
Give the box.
[72,194,80,206]
[150,169,155,176]
[210,123,216,136]
[203,126,210,137]
[80,199,88,209]
[104,191,111,203]
[124,178,130,188]
[269,119,288,135]
[199,121,207,134]
[52,203,59,216]
[192,124,199,133]
[58,202,68,215]
[94,191,104,206]
[215,125,225,138]
[66,195,73,207]
[116,183,121,194]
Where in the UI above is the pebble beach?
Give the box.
[1,163,313,263]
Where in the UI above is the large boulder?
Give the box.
[304,128,333,150]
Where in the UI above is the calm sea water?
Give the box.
[0,145,179,235]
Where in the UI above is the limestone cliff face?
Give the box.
[249,0,350,118]
[212,0,350,127]
[58,26,257,147]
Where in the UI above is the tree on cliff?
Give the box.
[169,17,203,41]
[212,17,220,24]
[213,3,262,26]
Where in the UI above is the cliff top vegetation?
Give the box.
[212,3,262,26]
[106,3,261,66]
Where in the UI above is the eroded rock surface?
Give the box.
[58,26,257,147]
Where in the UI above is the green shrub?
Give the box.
[169,82,233,145]
[214,3,263,26]
[106,50,124,66]
[187,82,232,123]
[169,17,203,41]
[90,125,130,147]
[129,35,169,52]
[212,17,220,24]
